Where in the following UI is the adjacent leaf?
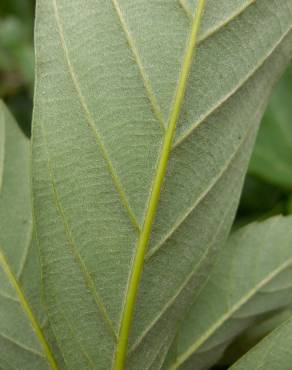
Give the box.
[249,63,292,189]
[0,101,58,370]
[230,317,292,370]
[32,0,292,369]
[166,215,292,370]
[221,308,292,367]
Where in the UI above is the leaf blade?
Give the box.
[169,215,292,370]
[32,1,292,369]
[0,250,59,370]
[51,0,140,232]
[0,101,59,370]
[229,317,292,370]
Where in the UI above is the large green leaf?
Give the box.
[249,63,292,189]
[229,317,292,370]
[0,101,59,369]
[165,215,292,370]
[32,1,292,369]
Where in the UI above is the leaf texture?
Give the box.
[32,1,292,369]
[230,317,292,370]
[166,216,292,370]
[0,101,59,370]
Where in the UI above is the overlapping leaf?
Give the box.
[165,215,292,370]
[32,1,292,369]
[220,308,292,367]
[0,101,59,370]
[230,317,292,370]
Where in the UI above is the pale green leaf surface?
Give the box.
[0,101,57,369]
[0,101,31,283]
[181,0,255,28]
[167,216,292,370]
[230,317,292,370]
[32,1,292,369]
[249,63,292,189]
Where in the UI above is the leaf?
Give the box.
[221,308,292,367]
[166,215,292,370]
[229,317,292,370]
[0,101,59,370]
[249,63,292,189]
[32,1,292,369]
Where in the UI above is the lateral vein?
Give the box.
[111,0,166,131]
[130,200,233,354]
[197,0,257,45]
[39,123,118,342]
[171,258,292,369]
[0,249,59,370]
[0,332,45,358]
[0,290,18,302]
[174,26,292,148]
[179,0,192,19]
[146,118,256,260]
[51,0,140,233]
[182,0,257,45]
[56,307,99,369]
[113,2,206,369]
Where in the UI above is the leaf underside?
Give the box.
[230,317,292,370]
[167,215,292,370]
[0,101,52,370]
[32,1,292,369]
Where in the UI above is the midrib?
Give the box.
[113,1,206,369]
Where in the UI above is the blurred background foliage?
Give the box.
[0,1,291,369]
[0,0,34,136]
[238,63,292,226]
